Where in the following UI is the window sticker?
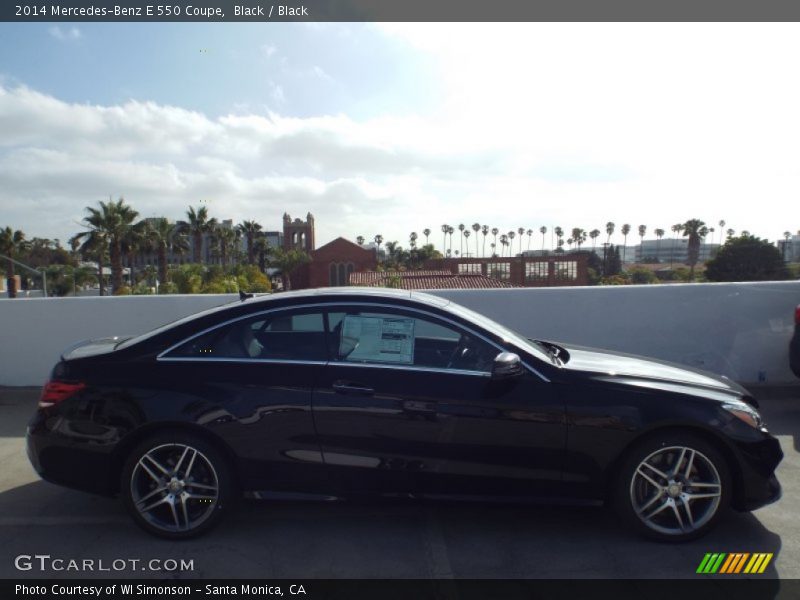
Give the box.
[340,315,415,364]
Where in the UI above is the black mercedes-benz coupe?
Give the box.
[27,288,782,541]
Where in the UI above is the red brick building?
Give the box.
[283,213,377,289]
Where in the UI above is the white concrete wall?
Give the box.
[0,282,798,387]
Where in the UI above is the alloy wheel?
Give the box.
[130,443,220,533]
[630,445,722,536]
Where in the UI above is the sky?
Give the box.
[1,22,799,252]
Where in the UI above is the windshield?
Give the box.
[445,302,552,364]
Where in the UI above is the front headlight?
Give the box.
[722,400,763,429]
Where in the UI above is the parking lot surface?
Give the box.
[1,386,798,580]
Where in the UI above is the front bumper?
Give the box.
[731,435,783,511]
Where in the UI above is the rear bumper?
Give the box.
[26,413,117,497]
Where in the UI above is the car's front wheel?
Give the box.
[121,432,234,539]
[614,432,731,542]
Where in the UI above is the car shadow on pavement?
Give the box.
[0,481,783,581]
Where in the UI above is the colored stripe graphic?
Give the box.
[698,552,772,575]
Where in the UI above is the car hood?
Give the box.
[550,343,749,399]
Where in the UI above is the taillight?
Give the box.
[39,380,86,408]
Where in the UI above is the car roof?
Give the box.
[244,287,451,308]
[117,287,451,350]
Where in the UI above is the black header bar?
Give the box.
[4,0,800,23]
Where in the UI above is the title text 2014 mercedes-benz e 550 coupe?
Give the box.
[27,289,782,541]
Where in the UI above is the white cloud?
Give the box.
[3,21,800,252]
[48,26,81,41]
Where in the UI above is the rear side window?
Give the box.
[164,310,326,362]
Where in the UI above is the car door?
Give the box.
[312,304,566,498]
[157,306,332,495]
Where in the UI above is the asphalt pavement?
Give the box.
[1,386,798,580]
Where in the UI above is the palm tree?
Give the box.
[589,229,600,252]
[682,219,709,280]
[554,227,564,252]
[654,228,665,263]
[518,227,525,254]
[253,236,272,274]
[441,224,449,255]
[620,224,631,263]
[374,234,384,261]
[184,206,217,264]
[670,223,684,267]
[500,234,509,256]
[70,229,106,296]
[540,226,548,252]
[144,218,186,288]
[237,220,262,265]
[508,230,516,256]
[490,242,496,257]
[472,223,481,257]
[481,225,489,257]
[526,228,533,251]
[718,220,726,245]
[447,226,455,255]
[215,226,238,269]
[458,224,465,256]
[356,236,365,246]
[491,227,499,254]
[637,225,646,263]
[422,228,431,246]
[409,231,418,249]
[74,198,139,294]
[0,227,27,298]
[121,220,147,287]
[726,228,735,240]
[385,241,399,266]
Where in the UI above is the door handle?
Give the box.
[332,381,375,396]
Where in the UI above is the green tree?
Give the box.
[183,205,217,264]
[0,227,27,298]
[629,266,657,284]
[681,219,709,280]
[70,230,107,295]
[605,244,622,276]
[270,248,310,291]
[237,220,262,265]
[73,198,139,294]
[705,236,788,282]
[144,218,187,289]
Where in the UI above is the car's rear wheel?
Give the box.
[122,432,233,539]
[614,431,731,542]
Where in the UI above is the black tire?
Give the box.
[613,431,731,542]
[121,431,234,540]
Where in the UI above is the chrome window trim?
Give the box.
[156,300,550,382]
[156,356,489,378]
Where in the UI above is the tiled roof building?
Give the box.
[349,270,519,290]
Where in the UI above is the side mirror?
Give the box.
[491,352,524,380]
